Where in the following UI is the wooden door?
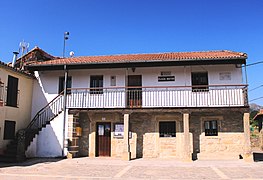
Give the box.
[96,122,111,156]
[127,75,142,107]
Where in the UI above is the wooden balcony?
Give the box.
[66,85,248,109]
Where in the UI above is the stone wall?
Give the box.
[111,133,137,159]
[76,109,247,160]
[198,133,245,159]
[191,111,246,160]
[78,112,90,156]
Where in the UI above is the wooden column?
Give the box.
[243,112,252,161]
[122,113,131,160]
[183,113,192,161]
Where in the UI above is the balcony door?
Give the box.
[127,75,142,108]
[96,122,111,156]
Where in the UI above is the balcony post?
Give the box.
[183,113,192,161]
[62,64,68,157]
[243,112,253,161]
[122,113,131,160]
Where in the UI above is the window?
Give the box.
[4,120,16,140]
[110,76,116,86]
[58,76,72,94]
[6,75,19,107]
[0,80,4,106]
[204,120,218,136]
[191,72,208,91]
[90,75,103,94]
[159,121,176,137]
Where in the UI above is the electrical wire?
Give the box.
[249,85,263,92]
[249,96,263,102]
[243,60,263,67]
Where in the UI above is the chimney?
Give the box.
[12,51,19,67]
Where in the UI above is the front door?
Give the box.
[96,122,111,156]
[127,75,142,108]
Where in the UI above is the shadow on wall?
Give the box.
[78,112,90,156]
[31,72,61,117]
[130,112,156,159]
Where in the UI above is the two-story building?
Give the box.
[21,50,251,161]
[0,61,34,160]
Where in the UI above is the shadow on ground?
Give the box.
[0,157,63,168]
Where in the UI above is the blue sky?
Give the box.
[0,0,263,105]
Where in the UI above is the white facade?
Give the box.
[31,64,243,114]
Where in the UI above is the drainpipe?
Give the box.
[244,64,249,106]
[62,64,68,157]
[244,64,248,85]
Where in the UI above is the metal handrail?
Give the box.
[68,84,248,91]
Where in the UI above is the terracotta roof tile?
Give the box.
[28,50,247,66]
[0,61,35,78]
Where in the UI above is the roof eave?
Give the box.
[25,58,246,71]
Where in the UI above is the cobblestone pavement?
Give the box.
[0,158,263,179]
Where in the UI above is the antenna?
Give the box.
[19,40,29,69]
[19,40,30,57]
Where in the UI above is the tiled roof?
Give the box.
[29,50,247,66]
[0,61,35,78]
[17,46,57,61]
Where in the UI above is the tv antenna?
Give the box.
[19,40,29,69]
[19,40,30,57]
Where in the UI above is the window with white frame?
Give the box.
[110,76,116,86]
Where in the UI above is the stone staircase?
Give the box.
[0,94,64,162]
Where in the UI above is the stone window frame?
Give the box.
[159,121,176,137]
[200,116,223,136]
[156,116,181,138]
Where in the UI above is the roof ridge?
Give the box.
[57,50,242,60]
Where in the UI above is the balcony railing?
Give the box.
[66,85,248,109]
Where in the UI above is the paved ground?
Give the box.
[0,157,263,180]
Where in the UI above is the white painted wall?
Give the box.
[31,64,243,113]
[26,111,66,157]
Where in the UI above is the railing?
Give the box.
[66,85,248,109]
[26,93,64,131]
[24,93,64,147]
[17,84,247,154]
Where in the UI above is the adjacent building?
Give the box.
[0,61,34,156]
